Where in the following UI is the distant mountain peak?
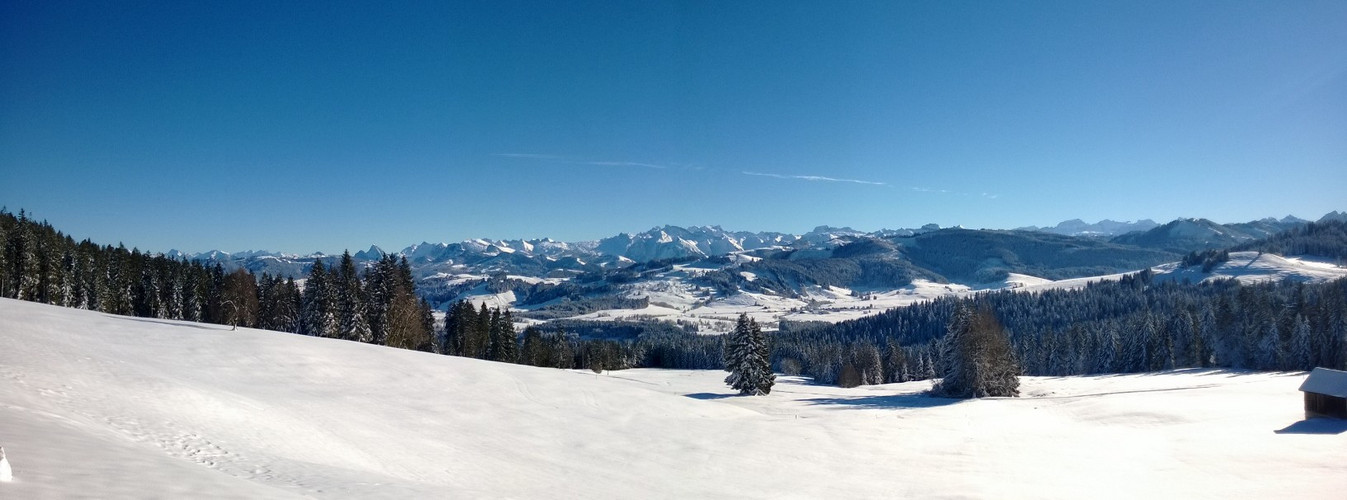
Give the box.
[1319,211,1347,223]
[1020,218,1159,237]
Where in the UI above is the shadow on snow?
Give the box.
[800,393,963,409]
[105,315,232,332]
[1274,418,1347,435]
[683,393,739,400]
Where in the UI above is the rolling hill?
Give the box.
[1,298,1344,498]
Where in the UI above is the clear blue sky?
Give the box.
[2,1,1344,254]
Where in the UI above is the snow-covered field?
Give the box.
[2,298,1344,499]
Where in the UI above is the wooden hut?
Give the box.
[1298,367,1347,419]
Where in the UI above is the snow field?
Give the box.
[3,298,1345,499]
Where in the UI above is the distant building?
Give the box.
[1298,368,1347,419]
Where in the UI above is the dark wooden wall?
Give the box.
[1305,393,1347,419]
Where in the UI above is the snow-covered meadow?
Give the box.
[1,297,1344,498]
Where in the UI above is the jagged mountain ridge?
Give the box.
[175,213,1337,289]
[177,224,920,279]
[1015,218,1160,237]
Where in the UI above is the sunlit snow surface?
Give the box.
[1,298,1345,499]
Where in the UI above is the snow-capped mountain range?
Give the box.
[129,212,1347,333]
[172,223,932,275]
[173,213,1336,273]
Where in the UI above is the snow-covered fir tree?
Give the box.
[301,260,337,337]
[335,251,372,343]
[933,305,1019,398]
[723,314,774,396]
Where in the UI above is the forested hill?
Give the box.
[895,229,1178,282]
[1232,220,1347,260]
[769,222,1347,387]
[774,271,1347,387]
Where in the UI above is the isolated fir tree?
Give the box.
[723,314,774,395]
[933,305,1019,398]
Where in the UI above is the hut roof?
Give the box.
[1299,368,1347,398]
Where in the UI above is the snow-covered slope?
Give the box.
[2,298,1345,499]
[1151,251,1347,285]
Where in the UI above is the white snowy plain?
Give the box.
[2,297,1345,499]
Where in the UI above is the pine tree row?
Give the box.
[768,271,1347,388]
[0,209,435,352]
[298,251,436,351]
[441,299,637,372]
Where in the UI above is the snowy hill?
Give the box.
[1110,217,1307,253]
[1,298,1344,498]
[1151,251,1347,285]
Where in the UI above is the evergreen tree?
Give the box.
[301,260,337,337]
[363,255,397,344]
[488,308,518,363]
[475,303,492,358]
[933,305,1019,398]
[1290,314,1312,370]
[419,298,437,352]
[0,213,8,298]
[723,314,774,395]
[884,340,908,383]
[1256,317,1281,370]
[549,329,575,369]
[335,251,372,342]
[1197,306,1218,367]
[443,300,468,356]
[520,326,547,366]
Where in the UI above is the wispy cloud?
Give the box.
[741,171,888,186]
[495,153,669,170]
[582,160,667,170]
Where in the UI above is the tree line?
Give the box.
[764,270,1347,388]
[0,208,701,372]
[0,209,435,351]
[8,208,1345,390]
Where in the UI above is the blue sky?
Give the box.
[2,1,1344,254]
